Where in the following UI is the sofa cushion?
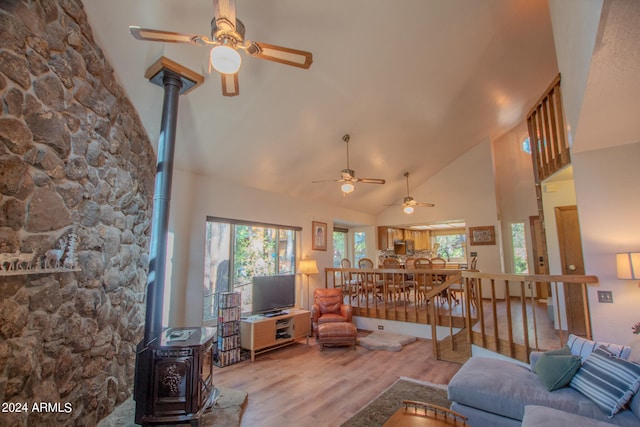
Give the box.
[569,346,640,417]
[567,334,632,361]
[534,348,581,391]
[448,356,640,425]
[522,405,617,427]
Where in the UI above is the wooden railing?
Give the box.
[324,267,599,363]
[526,74,570,182]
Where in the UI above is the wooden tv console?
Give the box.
[240,309,310,361]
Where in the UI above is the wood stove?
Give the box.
[132,60,210,426]
[134,327,219,425]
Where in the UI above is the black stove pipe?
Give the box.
[144,71,183,346]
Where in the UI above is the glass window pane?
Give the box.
[278,229,296,274]
[333,230,347,267]
[433,233,467,261]
[511,222,529,273]
[354,231,367,264]
[203,222,230,323]
[233,225,277,288]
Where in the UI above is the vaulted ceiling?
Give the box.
[82,0,558,215]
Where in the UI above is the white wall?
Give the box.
[572,142,640,344]
[166,169,376,327]
[492,124,538,275]
[548,0,603,147]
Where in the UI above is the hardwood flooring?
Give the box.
[213,333,461,427]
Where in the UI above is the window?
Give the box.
[521,137,531,154]
[333,227,348,267]
[511,222,529,274]
[431,229,466,262]
[354,231,367,264]
[203,218,300,323]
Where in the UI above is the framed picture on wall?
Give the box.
[312,221,327,251]
[469,226,496,245]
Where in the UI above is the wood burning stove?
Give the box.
[134,327,219,425]
[132,60,210,425]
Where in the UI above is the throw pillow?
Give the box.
[534,348,581,391]
[567,334,632,361]
[569,345,640,417]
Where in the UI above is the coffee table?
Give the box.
[382,400,468,426]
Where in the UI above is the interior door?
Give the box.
[529,216,550,299]
[555,205,589,337]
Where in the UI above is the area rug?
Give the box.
[357,331,417,351]
[341,377,450,427]
[97,386,247,427]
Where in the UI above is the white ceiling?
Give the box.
[82,0,558,215]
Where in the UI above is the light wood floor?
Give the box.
[213,334,461,427]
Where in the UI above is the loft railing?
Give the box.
[324,267,599,363]
[526,74,570,182]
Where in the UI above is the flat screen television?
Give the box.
[252,275,296,315]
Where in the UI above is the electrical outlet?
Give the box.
[378,325,384,330]
[597,291,613,303]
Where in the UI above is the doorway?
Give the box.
[555,205,590,337]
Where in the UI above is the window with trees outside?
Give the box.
[432,229,467,262]
[511,222,530,274]
[333,227,348,267]
[203,217,300,323]
[354,231,367,264]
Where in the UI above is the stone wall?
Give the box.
[0,1,155,424]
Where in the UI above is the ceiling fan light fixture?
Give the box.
[341,182,355,194]
[210,44,242,74]
[403,205,414,214]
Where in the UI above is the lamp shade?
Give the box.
[210,45,242,74]
[403,205,414,214]
[616,252,640,279]
[299,259,319,275]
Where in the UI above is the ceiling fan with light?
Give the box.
[129,0,313,97]
[386,172,435,214]
[312,134,386,195]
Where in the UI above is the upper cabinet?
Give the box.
[377,227,430,250]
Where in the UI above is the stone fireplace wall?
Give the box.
[0,1,155,424]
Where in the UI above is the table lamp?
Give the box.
[299,258,319,309]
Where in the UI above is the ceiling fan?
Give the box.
[312,134,386,195]
[386,172,435,214]
[129,0,313,97]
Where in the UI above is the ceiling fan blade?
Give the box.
[414,202,435,207]
[356,178,386,184]
[214,0,237,32]
[221,73,239,96]
[312,179,343,184]
[129,26,209,46]
[245,42,313,69]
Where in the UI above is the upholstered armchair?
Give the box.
[311,288,353,336]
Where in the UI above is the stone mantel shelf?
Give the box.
[0,268,81,277]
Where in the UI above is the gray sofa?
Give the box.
[448,351,640,426]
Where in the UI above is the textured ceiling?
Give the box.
[82,0,558,215]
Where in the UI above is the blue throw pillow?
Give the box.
[566,334,631,361]
[569,345,640,417]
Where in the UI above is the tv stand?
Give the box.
[240,309,310,361]
[263,310,284,318]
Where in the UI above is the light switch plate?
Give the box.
[597,290,613,303]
